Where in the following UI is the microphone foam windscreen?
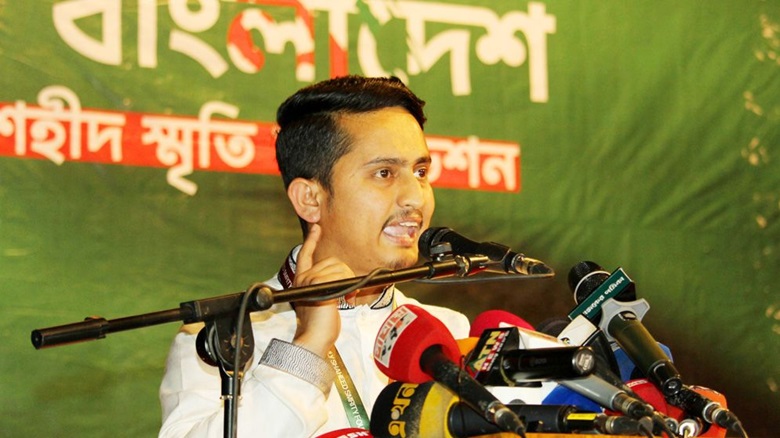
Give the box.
[370,381,458,438]
[374,304,461,383]
[469,309,534,338]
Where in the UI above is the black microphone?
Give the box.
[418,227,553,275]
[497,347,597,382]
[666,386,744,433]
[568,261,636,307]
[373,305,526,436]
[568,261,683,397]
[465,325,655,420]
[568,262,748,436]
[470,311,642,408]
[370,381,652,437]
[536,316,630,395]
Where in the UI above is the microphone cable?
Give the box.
[231,266,393,437]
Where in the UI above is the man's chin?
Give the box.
[382,252,419,271]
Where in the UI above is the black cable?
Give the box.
[736,420,749,438]
[229,266,393,436]
[330,267,392,299]
[229,286,255,438]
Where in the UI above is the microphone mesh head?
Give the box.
[567,261,609,304]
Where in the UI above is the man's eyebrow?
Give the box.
[363,156,432,167]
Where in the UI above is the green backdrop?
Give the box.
[2,1,778,436]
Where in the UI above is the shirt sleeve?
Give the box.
[159,327,334,438]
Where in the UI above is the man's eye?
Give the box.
[415,167,428,178]
[376,169,391,178]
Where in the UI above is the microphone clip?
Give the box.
[598,299,650,343]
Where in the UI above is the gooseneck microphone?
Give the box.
[418,227,553,275]
[373,305,526,436]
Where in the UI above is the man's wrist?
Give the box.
[259,339,335,394]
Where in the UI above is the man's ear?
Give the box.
[287,178,323,224]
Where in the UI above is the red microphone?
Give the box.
[469,309,535,338]
[373,304,461,383]
[373,304,526,435]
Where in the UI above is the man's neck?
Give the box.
[345,285,386,306]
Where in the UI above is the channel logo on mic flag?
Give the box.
[373,306,417,369]
[465,328,510,376]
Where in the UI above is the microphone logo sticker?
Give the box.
[467,329,509,375]
[568,268,632,321]
[374,306,418,368]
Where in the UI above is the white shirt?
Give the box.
[159,275,469,438]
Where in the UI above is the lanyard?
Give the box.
[327,348,370,429]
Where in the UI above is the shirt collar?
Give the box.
[278,245,395,310]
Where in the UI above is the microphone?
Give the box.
[568,261,683,397]
[469,312,597,383]
[538,315,623,383]
[472,311,634,402]
[418,227,553,275]
[556,374,655,420]
[498,347,597,383]
[607,379,684,437]
[666,385,743,436]
[464,324,654,419]
[568,261,636,308]
[470,310,535,336]
[569,262,746,436]
[467,328,596,383]
[373,305,526,436]
[371,381,652,437]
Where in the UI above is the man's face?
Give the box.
[314,107,435,275]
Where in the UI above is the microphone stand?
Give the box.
[30,254,488,438]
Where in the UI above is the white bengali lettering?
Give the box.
[428,135,519,191]
[197,101,257,169]
[141,116,198,195]
[52,0,122,65]
[0,85,126,165]
[142,100,257,195]
[52,0,555,102]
